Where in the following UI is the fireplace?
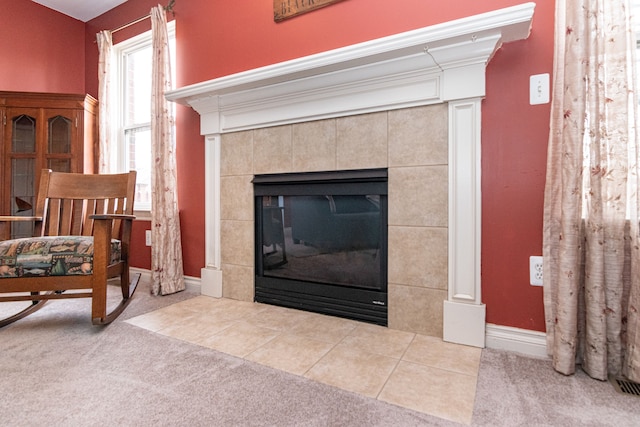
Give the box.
[254,169,388,325]
[166,3,534,347]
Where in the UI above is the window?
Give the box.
[111,21,176,212]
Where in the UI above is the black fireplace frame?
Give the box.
[253,168,388,326]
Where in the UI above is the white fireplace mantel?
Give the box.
[167,3,534,348]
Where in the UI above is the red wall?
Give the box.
[0,1,85,93]
[482,1,554,331]
[4,0,554,332]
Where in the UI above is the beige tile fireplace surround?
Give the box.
[220,105,448,337]
[167,3,535,348]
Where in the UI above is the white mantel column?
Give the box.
[444,98,485,347]
[200,133,223,297]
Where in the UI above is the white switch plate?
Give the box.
[529,73,549,105]
[145,230,152,246]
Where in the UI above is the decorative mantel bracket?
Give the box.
[167,2,535,347]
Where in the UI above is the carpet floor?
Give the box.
[1,280,639,426]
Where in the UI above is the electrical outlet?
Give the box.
[529,256,543,286]
[145,230,152,247]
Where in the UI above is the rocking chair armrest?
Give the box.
[89,214,136,221]
[0,215,44,222]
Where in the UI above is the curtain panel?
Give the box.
[543,0,640,382]
[96,30,112,174]
[150,5,185,295]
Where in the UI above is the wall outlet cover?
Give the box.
[529,256,543,286]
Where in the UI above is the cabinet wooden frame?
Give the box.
[0,92,97,240]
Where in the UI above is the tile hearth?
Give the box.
[126,295,481,425]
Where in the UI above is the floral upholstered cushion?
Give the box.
[0,236,121,278]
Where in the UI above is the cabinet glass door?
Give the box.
[9,114,36,238]
[12,114,36,152]
[46,113,73,172]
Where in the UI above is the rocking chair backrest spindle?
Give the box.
[35,171,136,241]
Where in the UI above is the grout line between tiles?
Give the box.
[398,332,418,361]
[241,333,283,359]
[374,332,418,400]
[374,354,403,400]
[400,357,481,380]
[298,320,358,377]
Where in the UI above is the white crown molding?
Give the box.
[166,3,534,135]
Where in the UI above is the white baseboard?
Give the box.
[485,323,549,359]
[183,275,202,293]
[130,268,202,293]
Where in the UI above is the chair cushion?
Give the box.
[0,236,121,278]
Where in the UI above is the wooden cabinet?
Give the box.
[0,92,97,239]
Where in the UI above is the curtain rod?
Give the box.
[109,0,175,34]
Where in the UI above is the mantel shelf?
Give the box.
[166,2,534,135]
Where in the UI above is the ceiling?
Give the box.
[32,0,127,22]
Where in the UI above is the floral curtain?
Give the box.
[543,0,640,382]
[96,30,112,174]
[150,5,185,295]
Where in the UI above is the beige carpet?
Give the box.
[1,280,639,426]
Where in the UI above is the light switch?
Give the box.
[529,73,550,105]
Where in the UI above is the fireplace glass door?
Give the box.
[254,169,388,326]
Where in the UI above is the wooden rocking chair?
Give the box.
[0,169,140,327]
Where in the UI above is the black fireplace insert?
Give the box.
[254,169,388,326]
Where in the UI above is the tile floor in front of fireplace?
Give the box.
[126,296,481,425]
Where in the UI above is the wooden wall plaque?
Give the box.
[274,0,347,22]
